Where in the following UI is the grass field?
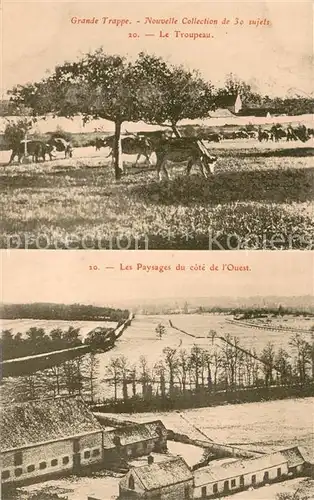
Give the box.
[1,139,313,249]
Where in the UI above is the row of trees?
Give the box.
[102,331,314,404]
[1,352,100,404]
[1,302,129,322]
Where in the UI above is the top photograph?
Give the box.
[1,1,313,250]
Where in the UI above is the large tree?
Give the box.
[133,53,215,137]
[9,50,215,179]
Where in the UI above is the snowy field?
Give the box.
[1,318,117,341]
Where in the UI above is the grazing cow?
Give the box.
[258,127,270,142]
[8,140,54,164]
[101,134,154,166]
[153,137,217,180]
[286,125,309,142]
[232,130,250,139]
[48,137,73,158]
[200,132,221,142]
[307,128,314,138]
[95,137,108,151]
[270,125,287,142]
[247,131,257,139]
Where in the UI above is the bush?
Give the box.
[49,126,72,143]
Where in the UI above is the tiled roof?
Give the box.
[1,397,102,451]
[103,420,166,449]
[194,452,288,486]
[279,447,306,468]
[132,457,193,490]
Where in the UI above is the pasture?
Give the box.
[1,138,313,249]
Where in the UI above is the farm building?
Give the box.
[214,93,243,115]
[193,452,289,498]
[119,455,194,499]
[103,420,168,470]
[1,396,104,486]
[279,446,307,475]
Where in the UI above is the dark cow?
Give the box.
[270,125,287,142]
[101,134,154,166]
[8,140,54,165]
[153,137,217,180]
[289,125,310,143]
[48,137,73,158]
[95,137,108,151]
[307,128,314,138]
[232,130,250,139]
[258,127,270,142]
[200,133,221,143]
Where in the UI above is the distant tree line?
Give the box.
[1,303,129,322]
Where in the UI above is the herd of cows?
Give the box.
[6,122,313,179]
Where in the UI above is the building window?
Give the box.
[63,456,70,465]
[277,468,281,477]
[264,471,269,482]
[2,470,10,480]
[201,485,207,497]
[27,465,35,473]
[128,475,135,490]
[184,485,190,499]
[14,451,23,466]
[15,468,23,477]
[231,479,236,488]
[213,484,218,494]
[240,475,244,487]
[92,448,100,457]
[84,450,91,459]
[51,459,58,467]
[252,475,256,485]
[39,461,47,470]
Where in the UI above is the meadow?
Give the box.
[1,138,313,250]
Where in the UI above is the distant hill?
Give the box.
[103,295,314,314]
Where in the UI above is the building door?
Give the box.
[224,481,229,492]
[72,439,81,472]
[73,453,81,471]
[240,475,244,487]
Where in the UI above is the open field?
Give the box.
[1,139,313,249]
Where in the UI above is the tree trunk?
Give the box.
[113,120,123,180]
[171,123,181,138]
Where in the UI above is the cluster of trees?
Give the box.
[1,324,116,360]
[1,303,129,322]
[1,350,100,403]
[102,331,314,406]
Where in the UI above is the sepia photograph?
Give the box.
[1,1,313,249]
[1,250,314,500]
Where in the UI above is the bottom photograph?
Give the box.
[1,252,313,500]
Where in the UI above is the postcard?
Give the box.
[1,250,314,499]
[1,0,313,250]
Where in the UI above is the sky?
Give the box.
[2,251,313,307]
[2,1,313,97]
